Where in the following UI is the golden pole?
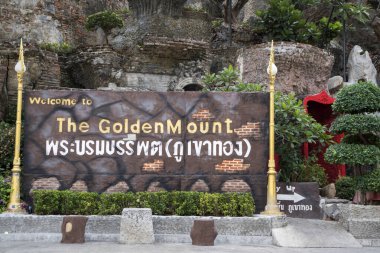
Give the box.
[7,39,26,213]
[261,41,283,216]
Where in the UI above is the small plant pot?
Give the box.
[365,192,380,203]
[352,190,366,205]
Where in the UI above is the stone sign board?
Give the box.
[23,90,270,212]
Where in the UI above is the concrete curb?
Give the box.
[0,214,286,245]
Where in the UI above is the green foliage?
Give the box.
[275,93,333,183]
[0,121,16,176]
[170,191,199,216]
[297,158,328,187]
[254,0,342,45]
[211,19,223,29]
[331,1,370,23]
[60,191,99,215]
[33,190,62,215]
[233,83,265,92]
[198,192,255,216]
[332,82,380,114]
[359,169,380,192]
[254,0,370,46]
[40,42,73,54]
[98,192,136,215]
[326,82,380,177]
[33,190,255,216]
[202,65,240,91]
[330,114,380,136]
[325,143,380,166]
[202,65,265,92]
[0,176,11,213]
[85,10,124,32]
[335,176,356,200]
[33,190,99,215]
[136,191,172,215]
[183,6,207,14]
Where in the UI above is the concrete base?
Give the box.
[154,234,273,245]
[357,239,380,247]
[0,214,285,245]
[272,218,362,248]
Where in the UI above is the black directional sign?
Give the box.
[277,182,322,219]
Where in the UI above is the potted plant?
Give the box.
[357,169,380,204]
[325,82,380,204]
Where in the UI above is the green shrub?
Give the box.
[202,65,265,92]
[33,190,62,215]
[0,176,11,213]
[60,191,99,215]
[330,114,380,136]
[198,192,255,216]
[0,122,15,176]
[358,169,380,192]
[335,176,356,200]
[254,0,342,45]
[325,143,380,166]
[33,190,99,215]
[136,191,171,215]
[85,11,124,32]
[332,82,380,114]
[211,19,223,29]
[275,93,332,183]
[40,42,73,54]
[183,6,207,14]
[33,190,255,216]
[325,82,380,181]
[171,191,201,216]
[297,159,328,187]
[235,192,255,216]
[98,192,136,215]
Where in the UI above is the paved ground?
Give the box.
[272,218,362,247]
[0,242,379,253]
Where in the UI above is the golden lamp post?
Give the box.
[7,39,27,213]
[261,41,283,216]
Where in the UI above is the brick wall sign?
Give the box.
[23,90,269,211]
[277,182,322,219]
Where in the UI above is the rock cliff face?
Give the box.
[237,42,334,94]
[1,0,378,121]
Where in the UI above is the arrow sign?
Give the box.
[277,192,305,203]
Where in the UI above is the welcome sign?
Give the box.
[23,90,269,211]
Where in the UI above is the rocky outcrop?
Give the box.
[326,76,344,96]
[347,45,378,85]
[0,0,128,46]
[0,45,61,104]
[237,42,335,95]
[129,0,187,17]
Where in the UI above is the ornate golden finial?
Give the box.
[269,40,274,75]
[15,39,26,74]
[267,40,277,78]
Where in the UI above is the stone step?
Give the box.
[0,233,118,242]
[272,218,362,248]
[0,214,286,244]
[153,215,286,236]
[0,214,121,234]
[340,204,380,220]
[348,218,380,239]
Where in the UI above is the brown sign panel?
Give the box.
[277,182,322,219]
[23,90,269,212]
